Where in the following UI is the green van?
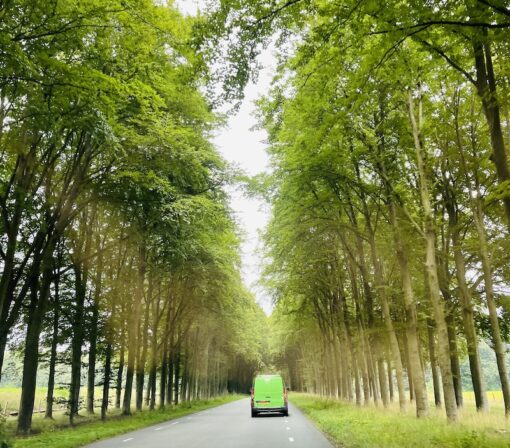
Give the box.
[250,374,288,417]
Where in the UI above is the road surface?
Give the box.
[86,398,332,448]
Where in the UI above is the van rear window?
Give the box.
[254,377,284,392]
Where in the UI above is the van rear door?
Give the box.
[253,376,284,409]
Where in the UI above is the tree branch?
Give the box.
[370,19,510,35]
[415,37,477,86]
[252,0,304,26]
[477,0,510,18]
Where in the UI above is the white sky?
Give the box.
[176,0,275,314]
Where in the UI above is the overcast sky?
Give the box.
[176,0,275,314]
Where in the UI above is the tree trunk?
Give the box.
[148,362,156,410]
[0,149,35,379]
[159,346,167,409]
[389,200,428,417]
[427,320,442,408]
[18,284,43,433]
[376,145,421,414]
[473,196,510,416]
[122,347,136,415]
[181,365,188,403]
[69,262,87,424]
[471,26,510,230]
[101,342,112,420]
[366,228,406,411]
[115,341,125,409]
[377,353,389,408]
[408,90,457,422]
[338,287,355,403]
[135,344,144,411]
[45,272,60,419]
[403,334,414,402]
[167,353,174,405]
[17,239,55,434]
[136,277,151,411]
[87,237,103,414]
[174,351,180,405]
[146,291,159,409]
[452,87,491,413]
[122,245,145,415]
[450,215,488,411]
[347,259,370,405]
[446,313,463,408]
[87,301,99,414]
[387,357,394,402]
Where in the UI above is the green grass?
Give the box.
[290,393,510,448]
[8,394,243,448]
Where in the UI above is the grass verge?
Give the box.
[10,394,243,448]
[290,393,510,448]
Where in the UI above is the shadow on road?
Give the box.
[252,412,287,418]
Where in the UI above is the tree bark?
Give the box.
[449,212,488,411]
[122,245,146,415]
[17,238,55,434]
[159,348,167,409]
[408,90,457,422]
[122,346,136,415]
[387,357,394,402]
[377,353,389,408]
[45,271,60,419]
[167,352,174,405]
[366,226,406,411]
[472,196,510,416]
[136,302,150,412]
[471,25,510,230]
[445,313,463,407]
[0,149,37,379]
[87,300,99,414]
[69,261,87,424]
[427,320,442,408]
[87,236,103,414]
[101,342,112,420]
[389,200,429,417]
[115,332,125,409]
[174,350,180,405]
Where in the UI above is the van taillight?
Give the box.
[251,388,254,398]
[283,387,287,400]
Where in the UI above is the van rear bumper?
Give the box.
[252,405,288,413]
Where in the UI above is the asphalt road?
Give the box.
[86,398,332,448]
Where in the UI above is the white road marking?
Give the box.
[123,438,134,442]
[286,426,291,430]
[289,437,295,442]
[285,419,289,423]
[172,421,180,425]
[154,427,164,431]
[187,417,192,419]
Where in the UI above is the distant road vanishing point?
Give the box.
[85,398,332,448]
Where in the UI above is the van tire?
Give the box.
[251,409,257,418]
[283,408,289,417]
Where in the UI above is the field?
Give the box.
[290,393,510,448]
[462,390,503,405]
[0,387,69,417]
